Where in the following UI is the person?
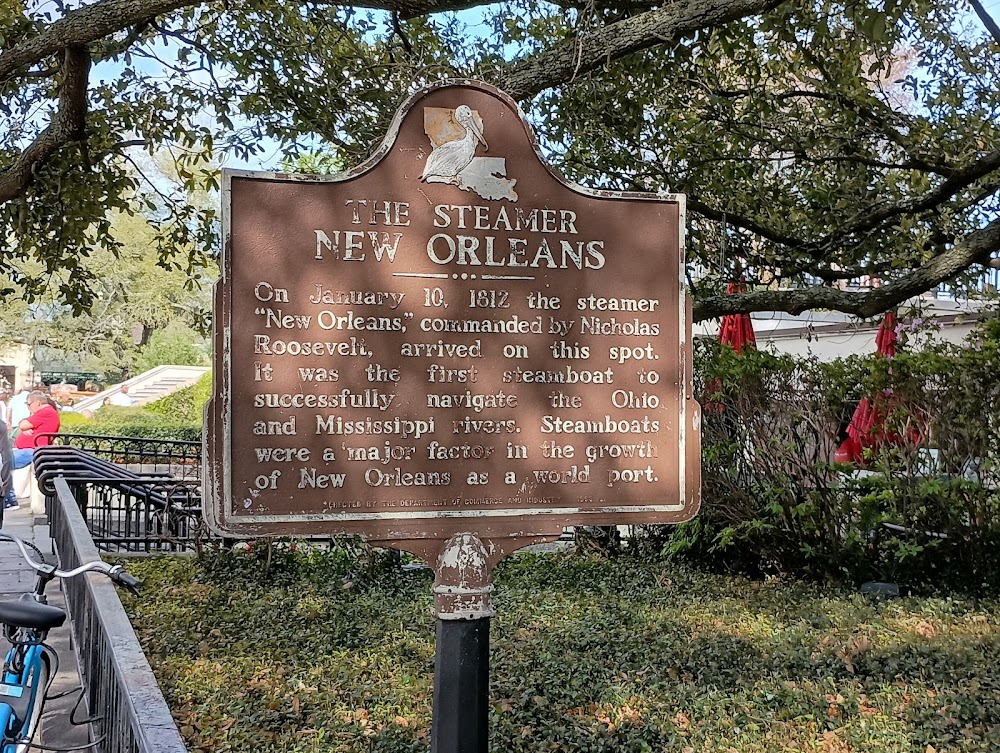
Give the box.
[108,383,135,407]
[12,391,60,470]
[0,416,14,514]
[6,383,30,431]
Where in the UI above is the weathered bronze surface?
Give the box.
[205,80,700,553]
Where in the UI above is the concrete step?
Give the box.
[72,366,209,412]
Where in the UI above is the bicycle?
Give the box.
[0,532,140,752]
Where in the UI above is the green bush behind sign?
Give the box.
[656,316,1000,590]
[61,373,211,442]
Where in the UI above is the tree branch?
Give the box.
[0,0,504,81]
[497,0,786,100]
[93,19,152,62]
[692,217,1000,321]
[351,0,485,20]
[564,124,998,280]
[0,0,190,82]
[686,196,808,250]
[544,0,659,10]
[806,262,894,282]
[0,46,91,204]
[969,0,1000,44]
[800,148,1000,258]
[796,44,953,177]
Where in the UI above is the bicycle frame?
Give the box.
[0,532,139,753]
[0,634,50,753]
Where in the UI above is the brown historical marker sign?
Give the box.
[205,79,700,556]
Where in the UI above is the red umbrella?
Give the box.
[834,312,898,464]
[837,397,885,463]
[703,282,756,412]
[875,311,897,357]
[717,281,757,353]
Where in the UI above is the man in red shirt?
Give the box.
[12,391,60,469]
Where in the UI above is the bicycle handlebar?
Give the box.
[0,533,141,595]
[110,568,142,596]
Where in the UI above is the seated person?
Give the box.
[109,383,135,406]
[12,391,60,470]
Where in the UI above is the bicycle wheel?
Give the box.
[11,649,50,753]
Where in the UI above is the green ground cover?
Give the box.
[125,548,1000,753]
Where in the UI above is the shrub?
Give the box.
[144,372,212,423]
[66,409,202,442]
[57,410,93,431]
[652,316,1000,592]
[646,340,861,578]
[59,373,212,442]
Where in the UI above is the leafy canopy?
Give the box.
[0,209,211,379]
[2,0,999,320]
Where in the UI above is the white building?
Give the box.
[0,343,35,391]
[694,298,987,360]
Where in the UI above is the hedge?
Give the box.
[61,314,1000,592]
[651,315,1000,592]
[61,373,211,442]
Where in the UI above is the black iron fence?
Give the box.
[43,433,202,483]
[34,442,215,554]
[49,477,189,753]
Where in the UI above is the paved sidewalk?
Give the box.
[0,504,93,750]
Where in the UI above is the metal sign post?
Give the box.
[431,533,493,753]
[205,79,701,753]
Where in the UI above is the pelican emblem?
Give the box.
[420,105,488,185]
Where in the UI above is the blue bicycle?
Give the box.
[0,533,139,752]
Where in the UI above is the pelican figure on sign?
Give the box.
[420,105,487,184]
